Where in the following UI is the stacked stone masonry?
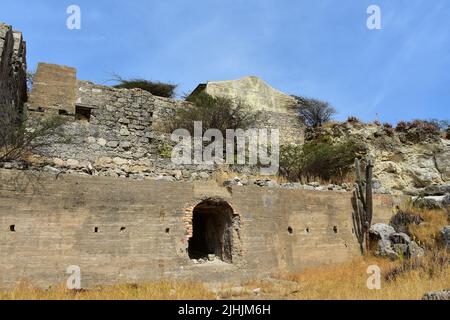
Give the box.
[0,23,27,115]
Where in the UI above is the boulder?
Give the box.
[370,223,396,241]
[413,196,444,209]
[422,184,450,196]
[442,226,450,247]
[392,244,409,257]
[224,177,243,187]
[66,159,80,169]
[443,194,450,207]
[390,233,411,245]
[255,178,279,188]
[376,240,399,260]
[407,241,425,259]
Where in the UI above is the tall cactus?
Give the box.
[352,157,374,254]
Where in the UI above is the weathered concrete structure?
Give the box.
[191,76,304,144]
[0,22,408,291]
[190,76,298,114]
[0,23,27,115]
[0,169,395,288]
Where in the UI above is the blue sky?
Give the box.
[2,0,449,123]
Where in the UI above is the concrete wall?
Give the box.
[0,169,395,288]
[0,23,27,114]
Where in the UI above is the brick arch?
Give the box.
[182,198,242,263]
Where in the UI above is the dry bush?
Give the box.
[408,209,448,249]
[0,105,68,163]
[113,77,177,98]
[294,96,337,128]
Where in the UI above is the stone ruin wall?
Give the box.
[0,23,27,116]
[0,169,396,288]
[25,63,305,180]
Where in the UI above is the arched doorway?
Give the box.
[188,199,239,263]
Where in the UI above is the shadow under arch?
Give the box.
[188,198,240,263]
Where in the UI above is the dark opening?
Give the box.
[58,109,69,116]
[10,225,15,232]
[288,227,294,235]
[75,106,92,122]
[305,227,310,234]
[94,227,98,233]
[188,199,236,263]
[333,226,338,234]
[120,227,126,232]
[165,228,170,234]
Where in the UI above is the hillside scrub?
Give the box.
[280,137,366,184]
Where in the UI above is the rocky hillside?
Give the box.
[307,120,449,195]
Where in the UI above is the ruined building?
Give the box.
[0,23,397,289]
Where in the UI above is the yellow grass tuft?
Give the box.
[0,281,215,300]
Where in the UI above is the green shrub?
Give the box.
[157,142,173,159]
[170,92,259,136]
[280,138,366,183]
[113,78,177,98]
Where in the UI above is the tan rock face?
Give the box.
[203,76,297,114]
[313,122,449,193]
[435,140,450,182]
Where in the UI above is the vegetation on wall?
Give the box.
[169,92,259,136]
[113,77,177,98]
[0,104,68,163]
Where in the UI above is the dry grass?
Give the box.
[283,255,450,300]
[0,281,215,300]
[394,201,449,249]
[409,210,448,248]
[2,253,449,300]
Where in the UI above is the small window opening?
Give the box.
[333,226,338,234]
[165,228,170,234]
[94,227,99,233]
[305,227,310,234]
[288,227,294,235]
[120,227,126,232]
[10,225,15,232]
[75,106,92,122]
